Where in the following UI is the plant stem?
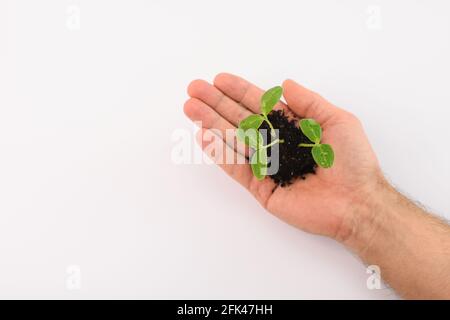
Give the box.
[298,143,316,147]
[263,116,276,137]
[262,139,284,149]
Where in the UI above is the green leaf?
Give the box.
[239,114,264,131]
[261,86,283,115]
[312,144,334,168]
[236,128,264,149]
[299,119,322,144]
[250,148,267,180]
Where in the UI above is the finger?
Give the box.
[196,128,252,189]
[196,128,277,207]
[184,98,250,157]
[282,79,338,124]
[213,73,288,114]
[188,79,253,127]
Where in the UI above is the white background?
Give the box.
[0,0,449,299]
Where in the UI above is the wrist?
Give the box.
[336,174,450,298]
[335,174,397,257]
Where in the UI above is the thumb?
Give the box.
[282,79,337,123]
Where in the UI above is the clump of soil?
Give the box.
[259,110,316,186]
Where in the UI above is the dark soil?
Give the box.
[259,110,316,186]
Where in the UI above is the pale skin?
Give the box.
[183,73,450,299]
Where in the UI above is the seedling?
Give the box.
[236,86,285,180]
[236,86,335,182]
[298,119,334,168]
[236,128,282,180]
[238,86,283,137]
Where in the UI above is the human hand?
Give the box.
[184,73,450,299]
[184,73,383,241]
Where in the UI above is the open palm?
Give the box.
[184,73,382,240]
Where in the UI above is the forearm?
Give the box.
[341,177,450,299]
